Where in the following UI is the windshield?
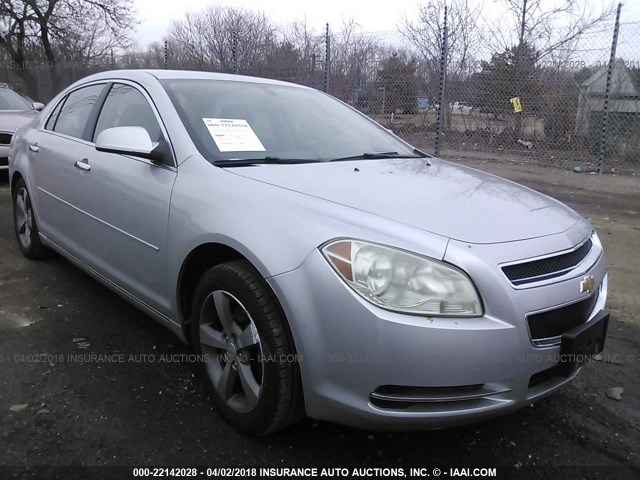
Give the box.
[0,88,32,110]
[161,79,416,163]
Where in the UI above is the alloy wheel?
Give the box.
[198,290,264,413]
[15,187,33,250]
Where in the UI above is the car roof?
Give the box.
[77,69,310,90]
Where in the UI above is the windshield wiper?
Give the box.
[215,148,431,167]
[412,148,430,158]
[213,156,318,167]
[328,149,428,162]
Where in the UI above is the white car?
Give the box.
[0,86,43,171]
[450,101,473,115]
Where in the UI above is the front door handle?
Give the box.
[29,144,39,153]
[74,158,91,172]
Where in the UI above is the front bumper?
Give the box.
[0,144,9,170]
[267,232,608,430]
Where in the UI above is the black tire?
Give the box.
[12,178,48,259]
[191,260,304,435]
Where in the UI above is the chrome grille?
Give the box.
[503,238,592,285]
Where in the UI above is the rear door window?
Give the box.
[53,84,105,139]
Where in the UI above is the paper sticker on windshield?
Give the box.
[202,118,266,152]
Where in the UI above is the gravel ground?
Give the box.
[0,165,638,479]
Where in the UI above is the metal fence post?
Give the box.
[310,53,316,88]
[324,23,330,93]
[232,32,239,74]
[71,55,76,83]
[434,5,448,157]
[3,53,9,84]
[34,66,41,101]
[598,2,622,174]
[164,40,168,70]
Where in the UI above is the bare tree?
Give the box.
[329,18,383,101]
[119,41,167,70]
[399,0,482,81]
[169,6,276,73]
[480,0,615,140]
[485,0,616,61]
[280,18,325,85]
[0,0,135,96]
[281,18,323,62]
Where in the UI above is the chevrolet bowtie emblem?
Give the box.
[580,275,596,294]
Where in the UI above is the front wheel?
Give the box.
[191,260,304,435]
[12,178,48,259]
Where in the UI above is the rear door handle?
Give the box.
[29,144,39,152]
[74,158,91,171]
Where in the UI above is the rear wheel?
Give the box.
[191,260,303,435]
[12,178,47,259]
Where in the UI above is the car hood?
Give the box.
[0,110,39,132]
[226,158,580,244]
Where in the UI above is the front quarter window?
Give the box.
[45,98,65,131]
[93,84,163,142]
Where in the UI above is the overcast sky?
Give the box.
[134,0,420,43]
[134,0,640,57]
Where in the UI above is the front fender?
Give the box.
[165,155,450,321]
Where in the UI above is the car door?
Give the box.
[28,83,109,255]
[67,82,177,313]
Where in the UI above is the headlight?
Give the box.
[321,239,482,316]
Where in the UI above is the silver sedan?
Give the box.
[8,70,609,435]
[0,85,43,171]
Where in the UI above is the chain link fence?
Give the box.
[319,7,640,175]
[1,3,638,174]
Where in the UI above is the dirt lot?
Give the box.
[0,164,638,479]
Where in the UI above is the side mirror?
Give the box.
[95,126,167,164]
[32,102,45,111]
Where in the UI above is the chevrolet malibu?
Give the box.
[8,70,609,435]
